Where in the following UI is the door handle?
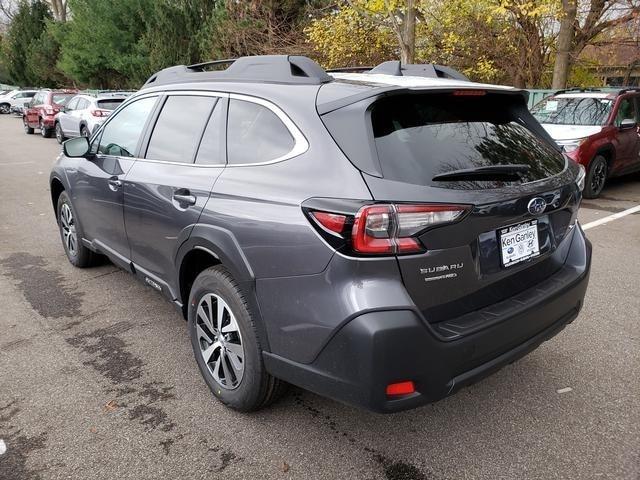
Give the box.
[108,177,122,191]
[173,190,196,206]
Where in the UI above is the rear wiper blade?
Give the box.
[432,164,530,182]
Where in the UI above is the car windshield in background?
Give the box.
[371,94,565,189]
[97,99,125,110]
[531,96,613,126]
[52,93,76,106]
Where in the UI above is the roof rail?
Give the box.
[553,87,605,95]
[367,60,469,81]
[326,66,374,73]
[142,55,333,88]
[619,87,640,94]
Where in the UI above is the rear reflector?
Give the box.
[386,381,415,396]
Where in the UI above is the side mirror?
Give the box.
[63,136,90,158]
[620,118,637,129]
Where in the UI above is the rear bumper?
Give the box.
[264,225,591,413]
[41,115,56,128]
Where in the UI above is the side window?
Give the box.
[145,95,217,163]
[66,98,79,111]
[97,97,156,157]
[615,99,637,126]
[227,99,294,165]
[195,99,226,165]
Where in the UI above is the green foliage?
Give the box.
[56,0,154,88]
[2,0,56,86]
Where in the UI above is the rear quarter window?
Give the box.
[227,99,294,165]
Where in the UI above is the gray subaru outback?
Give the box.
[50,55,591,413]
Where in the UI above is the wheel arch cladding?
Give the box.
[176,234,271,351]
[50,177,65,214]
[596,146,615,169]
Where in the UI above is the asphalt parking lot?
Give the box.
[0,113,638,480]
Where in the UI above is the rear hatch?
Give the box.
[320,89,582,323]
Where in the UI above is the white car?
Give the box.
[54,93,130,143]
[0,89,38,114]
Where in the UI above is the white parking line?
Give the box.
[582,204,640,231]
[0,161,35,166]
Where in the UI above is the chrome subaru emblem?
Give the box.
[527,197,547,216]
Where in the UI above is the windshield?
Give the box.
[52,93,75,106]
[370,94,565,188]
[531,96,613,126]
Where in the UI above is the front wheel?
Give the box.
[584,155,608,199]
[188,266,287,411]
[23,117,34,134]
[0,103,10,114]
[56,191,97,268]
[55,122,66,144]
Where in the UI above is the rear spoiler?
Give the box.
[316,86,529,115]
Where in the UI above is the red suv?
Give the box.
[23,89,78,138]
[532,88,640,198]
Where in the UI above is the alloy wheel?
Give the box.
[591,161,606,195]
[0,104,9,114]
[195,293,245,390]
[55,124,63,143]
[40,120,46,137]
[60,203,77,257]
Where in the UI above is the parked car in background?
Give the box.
[50,55,591,413]
[54,92,130,143]
[23,89,77,137]
[531,88,640,198]
[0,89,37,114]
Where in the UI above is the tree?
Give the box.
[552,0,640,88]
[56,0,154,88]
[2,0,54,85]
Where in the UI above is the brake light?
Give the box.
[310,211,347,235]
[452,89,486,96]
[91,109,109,117]
[351,204,467,254]
[44,105,55,115]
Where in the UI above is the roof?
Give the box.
[555,92,614,99]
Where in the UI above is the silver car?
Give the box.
[54,93,131,143]
[0,89,38,114]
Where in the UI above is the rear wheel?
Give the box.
[584,155,608,199]
[188,266,287,411]
[56,191,97,268]
[23,117,34,134]
[40,119,52,138]
[80,125,89,138]
[55,122,66,144]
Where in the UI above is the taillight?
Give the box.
[91,109,109,117]
[310,211,347,235]
[307,203,468,256]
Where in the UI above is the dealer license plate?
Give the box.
[498,220,540,268]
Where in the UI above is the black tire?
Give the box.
[0,103,10,114]
[40,119,52,138]
[55,122,66,144]
[188,266,287,411]
[23,117,34,134]
[584,155,608,199]
[56,191,97,268]
[80,125,89,138]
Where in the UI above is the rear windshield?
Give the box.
[531,96,613,126]
[52,93,75,106]
[97,99,125,110]
[371,94,565,188]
